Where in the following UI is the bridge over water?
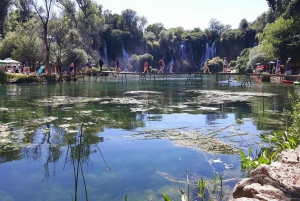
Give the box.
[61,71,300,86]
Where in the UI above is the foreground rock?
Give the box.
[232,146,300,201]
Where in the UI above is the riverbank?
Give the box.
[232,146,300,200]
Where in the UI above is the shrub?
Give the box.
[6,73,41,83]
[0,69,7,84]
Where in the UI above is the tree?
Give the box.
[247,45,272,68]
[260,17,300,64]
[239,18,249,31]
[146,23,166,39]
[29,0,55,74]
[208,18,225,35]
[0,0,12,38]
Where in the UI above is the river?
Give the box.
[0,74,298,201]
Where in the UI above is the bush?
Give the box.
[6,73,41,83]
[0,69,7,84]
[63,48,88,68]
[201,57,223,73]
[130,53,154,72]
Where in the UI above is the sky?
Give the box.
[94,0,270,30]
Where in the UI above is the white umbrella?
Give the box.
[3,58,21,64]
[0,60,9,65]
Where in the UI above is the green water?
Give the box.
[0,74,298,201]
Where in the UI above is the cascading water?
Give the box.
[122,43,130,71]
[192,54,199,72]
[200,42,216,67]
[179,41,186,61]
[103,41,108,65]
[166,57,174,73]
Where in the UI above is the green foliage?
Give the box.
[146,23,166,39]
[261,131,297,160]
[235,48,250,73]
[6,73,41,83]
[161,193,172,201]
[63,48,88,68]
[241,92,300,174]
[129,53,154,72]
[247,45,272,68]
[0,32,17,59]
[0,68,7,84]
[229,60,236,68]
[206,57,223,73]
[240,147,271,175]
[239,18,249,31]
[197,178,207,201]
[260,17,300,64]
[249,11,276,32]
[219,28,256,61]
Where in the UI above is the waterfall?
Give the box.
[103,41,108,65]
[192,54,199,72]
[122,43,130,71]
[200,42,216,67]
[179,41,186,61]
[167,57,174,72]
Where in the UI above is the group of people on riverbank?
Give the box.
[257,57,299,75]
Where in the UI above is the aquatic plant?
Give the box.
[240,92,300,174]
[240,147,270,175]
[64,123,111,201]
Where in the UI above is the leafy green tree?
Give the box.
[249,11,276,33]
[260,17,300,64]
[235,48,251,72]
[239,18,248,31]
[247,45,272,68]
[0,0,12,38]
[62,48,87,68]
[184,28,208,66]
[0,32,17,59]
[76,0,103,58]
[129,53,153,72]
[146,23,166,40]
[29,0,56,73]
[11,20,44,71]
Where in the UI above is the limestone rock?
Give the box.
[232,146,300,201]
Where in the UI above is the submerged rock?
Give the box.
[232,146,300,201]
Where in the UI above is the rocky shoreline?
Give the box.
[231,146,300,201]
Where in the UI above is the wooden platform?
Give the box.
[57,71,300,86]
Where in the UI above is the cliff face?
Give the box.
[232,146,300,201]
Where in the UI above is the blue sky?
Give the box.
[94,0,270,30]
